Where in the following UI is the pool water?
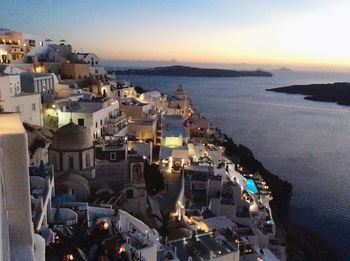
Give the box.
[246,179,258,194]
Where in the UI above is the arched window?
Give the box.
[133,164,142,182]
[126,189,133,199]
[69,156,74,169]
[86,153,90,167]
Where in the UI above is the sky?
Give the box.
[1,0,350,70]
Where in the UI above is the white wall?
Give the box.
[128,141,153,163]
[89,66,105,76]
[0,75,42,126]
[57,102,119,139]
[0,114,36,260]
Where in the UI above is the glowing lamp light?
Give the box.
[118,245,126,254]
[102,221,109,230]
[52,104,56,109]
[54,234,60,243]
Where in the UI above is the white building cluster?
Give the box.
[0,28,286,261]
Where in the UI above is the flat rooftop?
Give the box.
[57,101,105,113]
[162,126,187,137]
[170,233,236,261]
[0,113,25,135]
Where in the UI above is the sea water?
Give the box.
[120,70,350,258]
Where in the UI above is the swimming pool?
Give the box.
[246,179,258,194]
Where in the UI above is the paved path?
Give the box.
[156,170,182,214]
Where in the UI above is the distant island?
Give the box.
[267,82,350,106]
[112,65,273,77]
[277,67,292,71]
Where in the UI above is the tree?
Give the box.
[144,163,165,196]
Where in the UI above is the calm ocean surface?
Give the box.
[120,71,350,258]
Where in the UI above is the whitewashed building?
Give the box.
[0,74,42,125]
[76,53,105,79]
[50,97,120,139]
[0,28,45,64]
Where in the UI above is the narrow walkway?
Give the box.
[156,170,182,214]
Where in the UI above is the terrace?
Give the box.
[170,232,237,261]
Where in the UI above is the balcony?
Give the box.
[109,112,127,124]
[30,165,55,231]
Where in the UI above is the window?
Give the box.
[78,118,84,126]
[110,152,116,161]
[86,153,90,167]
[15,106,20,112]
[31,103,36,111]
[95,69,98,74]
[100,119,102,126]
[126,189,134,199]
[95,122,97,128]
[95,61,98,65]
[69,156,74,169]
[28,39,35,47]
[133,164,142,182]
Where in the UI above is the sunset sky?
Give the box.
[2,0,350,70]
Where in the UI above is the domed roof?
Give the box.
[51,122,93,151]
